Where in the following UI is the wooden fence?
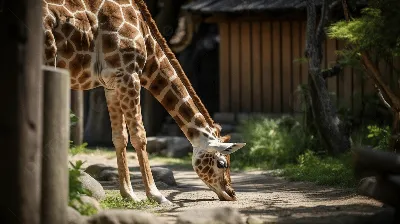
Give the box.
[218,20,398,113]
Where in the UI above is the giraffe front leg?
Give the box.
[116,73,172,205]
[104,88,140,202]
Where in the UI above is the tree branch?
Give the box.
[375,85,392,110]
[322,63,342,79]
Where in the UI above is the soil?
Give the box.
[70,150,392,224]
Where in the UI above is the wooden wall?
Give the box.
[218,20,380,113]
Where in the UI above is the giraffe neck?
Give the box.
[134,0,220,148]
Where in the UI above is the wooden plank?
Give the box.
[291,21,302,113]
[219,22,231,112]
[281,21,292,113]
[326,38,338,103]
[300,21,308,85]
[240,22,252,112]
[230,22,241,112]
[340,40,353,108]
[251,22,262,112]
[261,21,272,112]
[272,21,282,113]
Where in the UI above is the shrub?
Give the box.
[282,151,356,188]
[232,116,323,169]
[68,160,98,216]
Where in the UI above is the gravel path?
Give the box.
[70,150,390,224]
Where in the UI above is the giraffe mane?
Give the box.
[135,0,218,131]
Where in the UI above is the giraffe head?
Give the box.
[192,125,246,201]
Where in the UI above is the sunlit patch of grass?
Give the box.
[69,145,116,158]
[100,190,158,210]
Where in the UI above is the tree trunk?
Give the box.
[71,90,84,146]
[306,0,351,155]
[0,0,43,223]
[83,88,113,147]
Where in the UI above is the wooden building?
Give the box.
[181,0,372,114]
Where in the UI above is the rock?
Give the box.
[79,171,106,201]
[86,209,161,224]
[161,136,192,158]
[85,164,112,179]
[146,136,192,158]
[80,195,102,212]
[151,167,177,186]
[176,207,244,224]
[246,216,264,224]
[68,206,85,224]
[97,169,119,182]
[147,137,168,154]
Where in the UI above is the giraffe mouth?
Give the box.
[215,185,237,201]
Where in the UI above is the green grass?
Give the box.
[69,144,116,159]
[280,151,357,188]
[100,190,158,210]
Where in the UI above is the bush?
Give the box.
[282,151,356,188]
[232,116,323,170]
[69,160,99,216]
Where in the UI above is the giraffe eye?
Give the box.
[217,160,228,169]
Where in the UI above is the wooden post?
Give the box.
[71,90,84,145]
[41,66,70,224]
[0,1,43,223]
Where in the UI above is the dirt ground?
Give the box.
[70,150,391,224]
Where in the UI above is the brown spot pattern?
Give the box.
[64,0,85,12]
[119,23,139,39]
[104,54,121,68]
[83,0,102,12]
[179,99,196,123]
[61,23,75,37]
[102,33,118,53]
[77,71,91,83]
[149,74,168,96]
[161,90,179,111]
[98,1,123,32]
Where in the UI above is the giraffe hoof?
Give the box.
[149,195,173,205]
[121,192,141,202]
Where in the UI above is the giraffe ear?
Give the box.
[220,135,231,143]
[208,142,246,155]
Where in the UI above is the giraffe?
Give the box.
[42,0,246,204]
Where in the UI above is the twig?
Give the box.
[322,64,342,79]
[375,85,392,110]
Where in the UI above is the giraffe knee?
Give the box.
[112,132,128,149]
[131,134,147,151]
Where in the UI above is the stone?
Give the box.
[97,169,119,182]
[176,207,244,224]
[86,209,161,224]
[151,167,177,186]
[85,164,112,179]
[147,136,168,154]
[68,206,85,224]
[161,136,192,158]
[80,195,102,211]
[246,216,264,224]
[79,171,106,201]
